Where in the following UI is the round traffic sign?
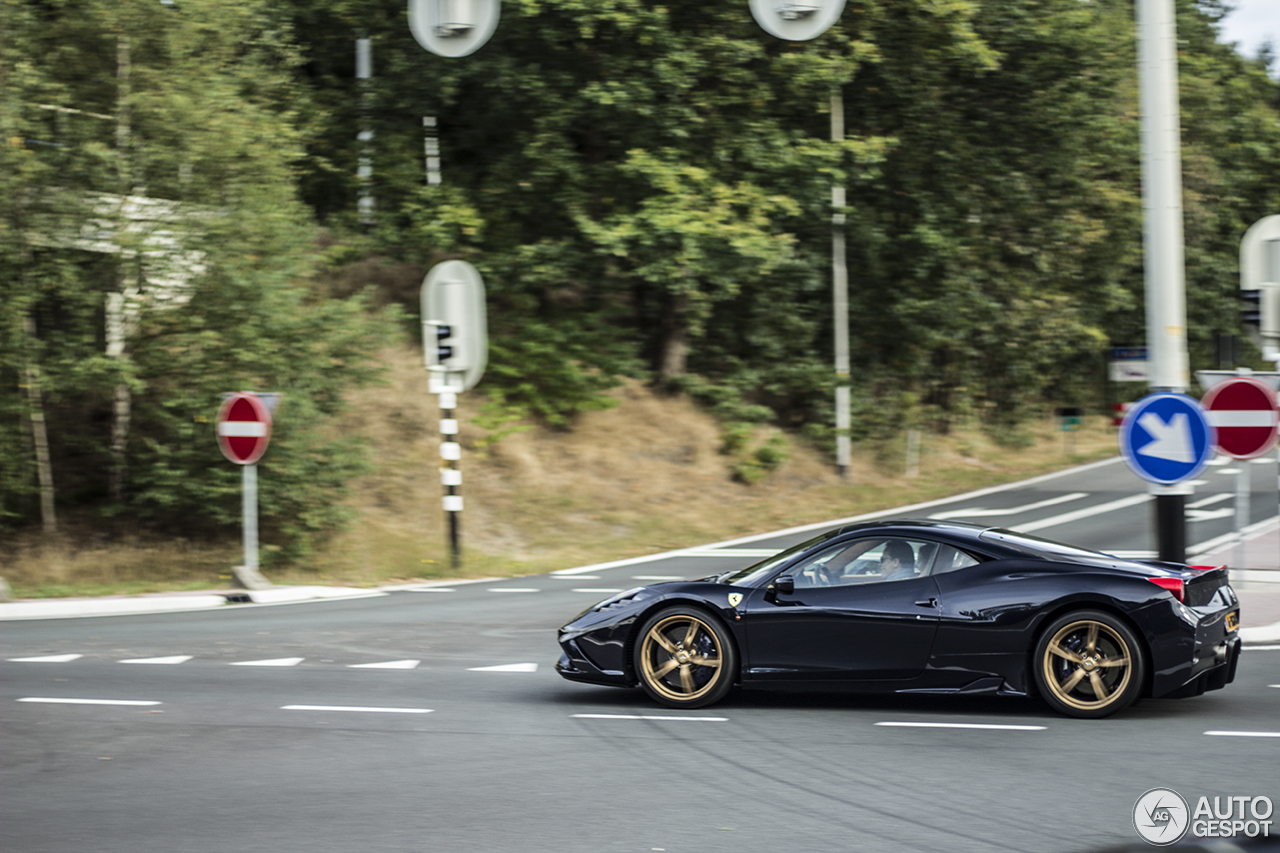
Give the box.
[1118,393,1215,485]
[217,393,272,465]
[1202,376,1279,459]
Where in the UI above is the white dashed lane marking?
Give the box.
[348,660,420,670]
[120,655,193,665]
[230,657,305,667]
[875,722,1046,731]
[468,663,538,672]
[18,697,160,706]
[1205,731,1280,738]
[281,705,432,714]
[572,714,728,722]
[8,654,83,663]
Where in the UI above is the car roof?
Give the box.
[825,518,994,541]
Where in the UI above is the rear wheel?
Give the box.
[1033,610,1145,718]
[634,606,737,709]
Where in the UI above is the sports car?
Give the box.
[555,520,1241,718]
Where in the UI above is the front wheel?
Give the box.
[1033,610,1145,718]
[634,606,737,709]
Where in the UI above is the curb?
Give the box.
[0,585,386,622]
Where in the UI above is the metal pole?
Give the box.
[243,463,258,571]
[1234,463,1249,569]
[439,390,462,569]
[831,88,851,478]
[1137,0,1191,562]
[356,36,375,229]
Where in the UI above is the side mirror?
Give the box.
[772,575,795,595]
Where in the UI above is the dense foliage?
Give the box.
[2,0,1278,543]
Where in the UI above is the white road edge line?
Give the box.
[281,705,433,714]
[1011,493,1152,534]
[930,492,1089,520]
[572,713,728,721]
[468,663,539,672]
[1248,645,1280,651]
[875,721,1046,731]
[1204,730,1280,738]
[230,657,305,667]
[18,697,161,706]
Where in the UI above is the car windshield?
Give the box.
[979,529,1117,563]
[717,530,837,586]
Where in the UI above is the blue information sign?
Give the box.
[1118,393,1215,485]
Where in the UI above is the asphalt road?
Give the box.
[3,456,1278,853]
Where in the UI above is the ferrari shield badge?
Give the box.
[727,593,743,607]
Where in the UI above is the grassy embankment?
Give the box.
[3,346,1121,598]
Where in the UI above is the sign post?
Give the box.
[1118,393,1215,561]
[421,261,488,569]
[216,392,274,589]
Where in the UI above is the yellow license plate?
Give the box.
[1225,611,1239,632]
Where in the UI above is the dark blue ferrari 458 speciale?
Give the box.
[555,520,1241,718]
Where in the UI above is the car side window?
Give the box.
[930,544,983,575]
[786,538,936,588]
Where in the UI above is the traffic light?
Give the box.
[427,323,454,366]
[421,261,488,392]
[1241,290,1261,329]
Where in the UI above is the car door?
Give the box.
[740,537,942,681]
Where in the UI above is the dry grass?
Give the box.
[3,345,1121,597]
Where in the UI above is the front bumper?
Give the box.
[555,638,631,687]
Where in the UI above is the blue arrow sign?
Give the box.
[1119,394,1215,485]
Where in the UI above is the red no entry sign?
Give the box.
[216,392,273,465]
[1202,377,1279,460]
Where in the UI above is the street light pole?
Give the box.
[1136,0,1192,562]
[830,89,851,478]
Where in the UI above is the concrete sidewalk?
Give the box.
[1196,519,1280,644]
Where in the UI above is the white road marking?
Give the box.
[281,705,432,714]
[572,714,728,721]
[1248,645,1280,651]
[682,548,781,558]
[930,492,1088,520]
[572,588,623,594]
[1206,456,1230,466]
[1012,493,1152,533]
[875,721,1046,731]
[1253,457,1276,464]
[468,663,538,672]
[230,657,305,667]
[348,660,420,670]
[1187,493,1233,509]
[1217,468,1243,475]
[8,654,83,663]
[120,655,193,665]
[1189,508,1237,522]
[18,697,160,706]
[1204,730,1280,738]
[487,588,540,593]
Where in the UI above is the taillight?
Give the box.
[1147,577,1185,602]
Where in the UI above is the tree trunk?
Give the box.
[657,292,689,384]
[21,315,57,532]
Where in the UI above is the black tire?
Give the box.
[633,606,737,709]
[1033,609,1145,719]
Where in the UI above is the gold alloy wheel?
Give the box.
[1041,619,1133,712]
[639,613,724,703]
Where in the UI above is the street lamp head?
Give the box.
[435,0,475,37]
[776,2,820,20]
